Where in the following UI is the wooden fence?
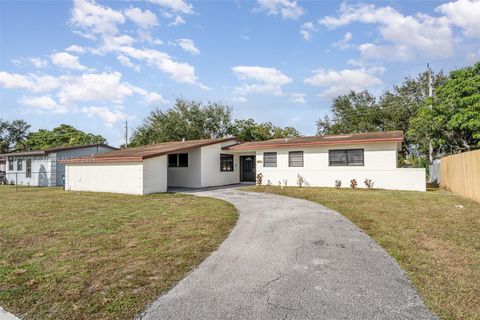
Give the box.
[440,149,480,202]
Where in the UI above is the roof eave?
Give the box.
[223,137,404,151]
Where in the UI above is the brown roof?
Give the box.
[223,131,403,151]
[61,137,241,163]
[1,143,117,157]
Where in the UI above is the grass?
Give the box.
[244,185,480,320]
[0,186,237,320]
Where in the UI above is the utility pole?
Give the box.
[124,120,128,149]
[427,63,433,164]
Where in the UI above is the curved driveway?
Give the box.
[139,186,435,320]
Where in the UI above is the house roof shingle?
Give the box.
[223,130,403,151]
[61,137,241,163]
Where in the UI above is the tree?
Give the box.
[23,124,106,150]
[409,62,480,156]
[129,99,232,146]
[316,91,381,135]
[0,119,31,153]
[228,118,300,141]
[315,70,447,159]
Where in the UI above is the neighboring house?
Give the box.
[2,144,117,187]
[0,157,5,171]
[62,131,426,195]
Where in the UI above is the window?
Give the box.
[329,149,364,166]
[220,154,234,172]
[168,154,177,167]
[168,153,189,167]
[264,152,277,167]
[178,153,188,167]
[289,151,303,167]
[17,159,23,171]
[26,159,32,178]
[8,159,13,171]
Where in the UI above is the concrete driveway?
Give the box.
[139,186,436,320]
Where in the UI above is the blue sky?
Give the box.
[1,0,479,146]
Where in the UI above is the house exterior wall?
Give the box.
[5,154,56,187]
[143,156,168,194]
[65,162,144,194]
[255,142,426,191]
[4,145,115,187]
[55,145,115,186]
[200,141,241,187]
[167,148,202,188]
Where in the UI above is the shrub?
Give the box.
[335,180,342,189]
[283,179,288,187]
[364,178,374,189]
[266,179,272,186]
[256,173,263,185]
[297,174,305,187]
[350,179,358,189]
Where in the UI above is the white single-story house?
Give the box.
[1,144,117,187]
[62,131,426,194]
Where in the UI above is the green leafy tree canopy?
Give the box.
[0,119,31,153]
[129,99,233,146]
[227,118,300,141]
[23,124,107,151]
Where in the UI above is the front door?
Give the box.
[240,156,256,182]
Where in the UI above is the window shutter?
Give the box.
[289,151,303,167]
[263,152,277,167]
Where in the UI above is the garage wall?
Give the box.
[200,141,240,187]
[255,142,426,191]
[143,156,168,194]
[65,162,144,194]
[167,149,202,188]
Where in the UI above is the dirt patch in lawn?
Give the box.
[0,186,237,320]
[245,186,480,320]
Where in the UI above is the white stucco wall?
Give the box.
[5,154,56,187]
[167,148,202,188]
[65,162,144,194]
[200,141,241,187]
[55,145,115,185]
[255,142,426,191]
[143,156,168,194]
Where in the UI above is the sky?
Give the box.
[1,0,479,147]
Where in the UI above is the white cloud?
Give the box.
[70,0,125,38]
[169,15,186,26]
[58,71,133,105]
[81,106,126,127]
[176,38,200,55]
[116,55,140,72]
[300,22,317,41]
[255,0,305,20]
[124,7,158,29]
[29,57,48,68]
[19,95,69,114]
[149,0,193,14]
[50,52,87,70]
[290,93,306,104]
[436,0,480,38]
[319,3,454,61]
[332,32,353,49]
[130,86,169,105]
[304,67,384,98]
[232,66,292,97]
[111,46,207,88]
[0,72,61,92]
[65,45,86,53]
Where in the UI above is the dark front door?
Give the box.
[240,156,256,182]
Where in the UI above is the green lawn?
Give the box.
[0,186,237,320]
[245,186,480,320]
